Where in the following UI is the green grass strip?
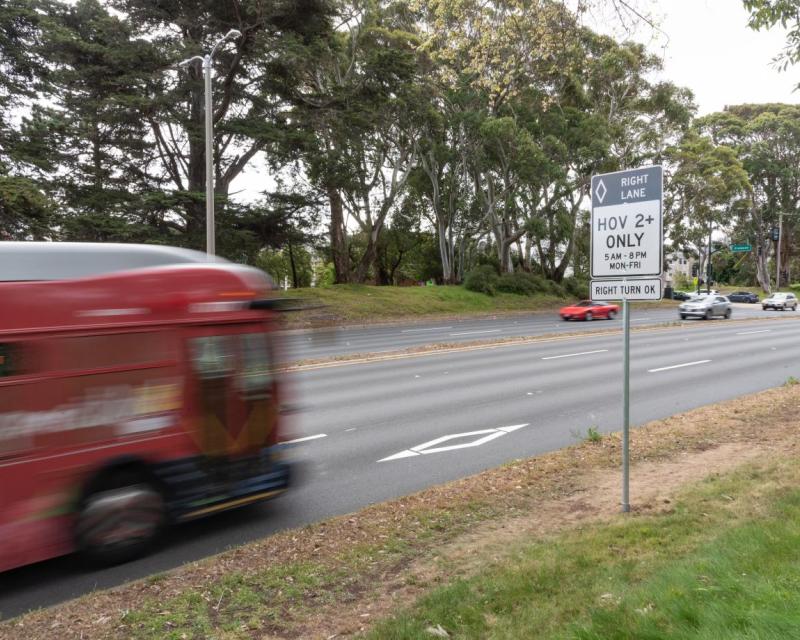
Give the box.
[368,462,800,639]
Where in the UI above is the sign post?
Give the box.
[590,166,663,513]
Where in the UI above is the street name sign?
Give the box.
[731,243,752,252]
[591,278,661,301]
[591,166,663,279]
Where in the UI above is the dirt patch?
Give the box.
[4,384,800,640]
[294,443,781,639]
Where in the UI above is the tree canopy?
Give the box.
[1,0,799,291]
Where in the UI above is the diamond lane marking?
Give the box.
[379,424,529,462]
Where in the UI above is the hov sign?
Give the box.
[591,166,663,279]
[591,278,661,301]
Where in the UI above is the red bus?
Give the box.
[0,242,293,571]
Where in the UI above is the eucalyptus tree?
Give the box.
[663,131,750,286]
[699,104,800,291]
[287,0,424,283]
[743,0,800,73]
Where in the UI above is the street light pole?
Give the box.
[179,29,241,257]
[203,53,215,257]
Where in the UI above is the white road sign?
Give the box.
[591,166,663,279]
[591,278,662,301]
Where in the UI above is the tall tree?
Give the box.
[288,0,423,283]
[664,131,750,287]
[699,105,800,291]
[16,0,159,241]
[0,0,56,239]
[105,0,335,253]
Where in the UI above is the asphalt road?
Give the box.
[2,311,799,619]
[277,301,782,362]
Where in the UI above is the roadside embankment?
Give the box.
[5,378,800,639]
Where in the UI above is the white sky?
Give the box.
[652,0,798,114]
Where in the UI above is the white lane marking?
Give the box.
[736,329,771,335]
[345,428,357,432]
[542,349,608,360]
[379,424,529,462]
[648,360,711,373]
[631,318,653,322]
[449,329,502,336]
[401,326,453,333]
[280,433,327,445]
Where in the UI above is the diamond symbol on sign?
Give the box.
[595,179,607,204]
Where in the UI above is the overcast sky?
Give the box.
[620,0,797,114]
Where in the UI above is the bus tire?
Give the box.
[75,468,166,566]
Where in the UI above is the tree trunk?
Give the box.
[437,218,454,284]
[327,185,349,283]
[287,240,298,288]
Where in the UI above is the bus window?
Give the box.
[55,332,176,371]
[238,333,273,400]
[0,343,27,378]
[190,336,236,380]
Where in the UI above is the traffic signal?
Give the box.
[691,264,698,277]
[771,227,780,241]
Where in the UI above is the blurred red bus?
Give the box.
[0,243,293,570]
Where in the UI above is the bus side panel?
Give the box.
[0,332,193,572]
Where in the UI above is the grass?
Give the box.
[277,283,679,329]
[366,460,800,639]
[585,426,603,443]
[279,284,566,326]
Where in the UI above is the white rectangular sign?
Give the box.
[591,278,662,301]
[591,166,663,279]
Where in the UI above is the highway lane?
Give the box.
[2,314,799,619]
[277,302,782,362]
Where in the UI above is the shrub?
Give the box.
[464,265,499,296]
[563,277,589,299]
[546,280,567,297]
[496,272,540,296]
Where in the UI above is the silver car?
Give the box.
[762,292,798,311]
[679,294,732,320]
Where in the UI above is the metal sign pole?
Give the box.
[622,294,630,513]
[589,165,663,515]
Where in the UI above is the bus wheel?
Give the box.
[75,470,165,566]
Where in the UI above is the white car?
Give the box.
[679,294,732,320]
[762,292,798,311]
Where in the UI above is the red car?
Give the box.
[560,300,620,321]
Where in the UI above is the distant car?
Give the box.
[560,300,620,321]
[671,290,692,301]
[762,292,798,311]
[678,294,732,320]
[727,291,760,303]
